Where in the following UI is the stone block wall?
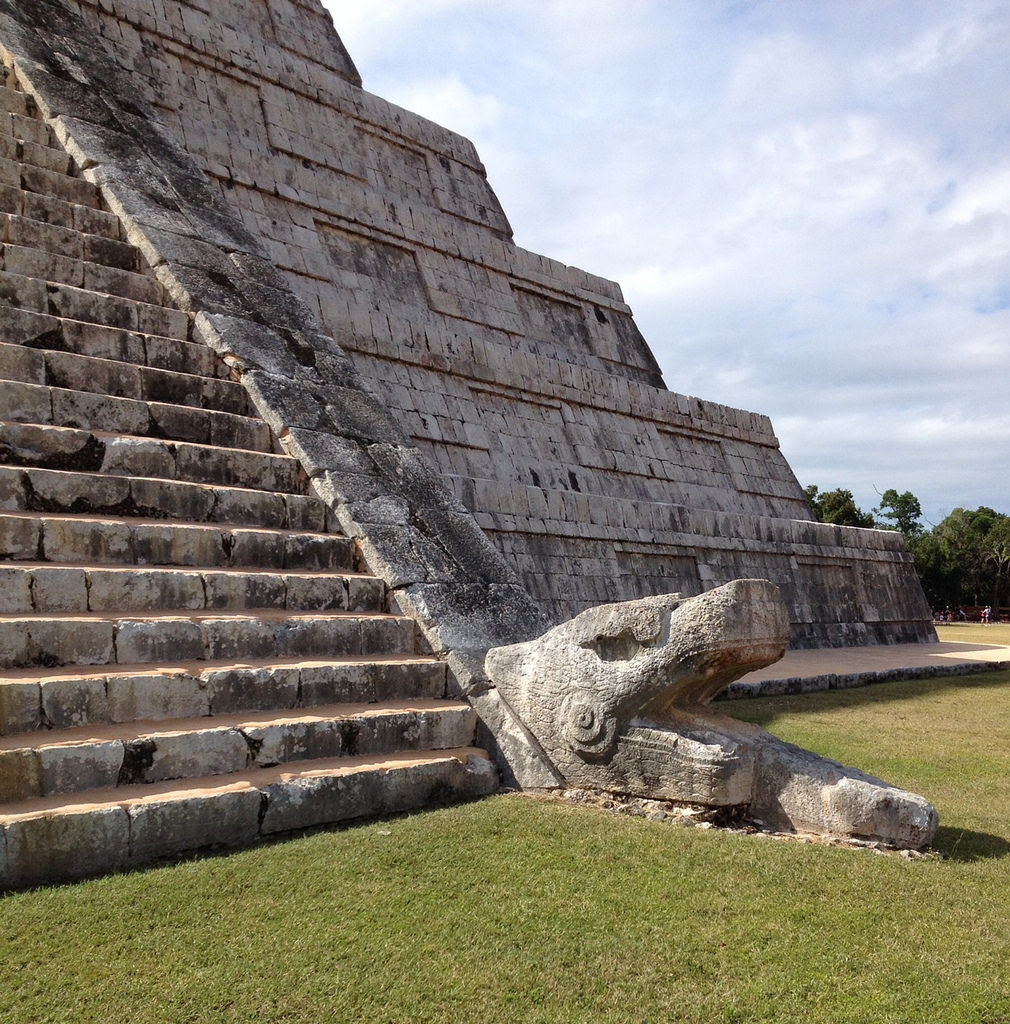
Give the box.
[43,0,932,645]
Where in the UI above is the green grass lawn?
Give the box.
[4,670,1010,1023]
[936,620,1010,647]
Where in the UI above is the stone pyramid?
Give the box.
[0,0,934,885]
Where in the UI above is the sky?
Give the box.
[323,0,1010,527]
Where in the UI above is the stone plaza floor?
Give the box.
[727,634,1010,698]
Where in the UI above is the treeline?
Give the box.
[805,486,1010,612]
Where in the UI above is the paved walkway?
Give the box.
[722,638,1010,700]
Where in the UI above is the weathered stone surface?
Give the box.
[486,579,938,848]
[0,748,41,803]
[0,567,33,612]
[258,751,497,835]
[40,674,107,727]
[28,567,89,611]
[2,805,130,887]
[203,665,300,715]
[0,681,42,735]
[37,739,123,795]
[128,787,261,864]
[25,617,114,667]
[106,670,209,723]
[140,728,249,783]
[115,618,204,663]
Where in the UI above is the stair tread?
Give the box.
[1,508,334,536]
[0,421,286,461]
[0,463,316,505]
[0,698,470,752]
[2,308,228,378]
[0,560,369,578]
[0,507,339,546]
[0,609,406,622]
[0,341,243,392]
[0,746,491,820]
[3,211,141,261]
[0,652,441,683]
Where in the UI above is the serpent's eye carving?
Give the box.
[559,695,616,758]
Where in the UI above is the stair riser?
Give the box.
[1,514,346,569]
[0,343,248,414]
[0,660,447,735]
[0,707,477,801]
[0,422,301,493]
[0,270,186,338]
[2,239,157,304]
[0,753,497,890]
[0,564,382,614]
[20,156,102,205]
[6,112,51,149]
[0,377,271,451]
[0,469,333,530]
[0,181,123,242]
[0,84,34,119]
[0,614,415,670]
[2,244,152,302]
[2,307,226,380]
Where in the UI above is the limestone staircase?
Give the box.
[0,75,496,889]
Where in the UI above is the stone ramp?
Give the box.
[0,73,496,889]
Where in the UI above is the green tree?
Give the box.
[907,530,955,610]
[920,506,1010,611]
[804,485,875,528]
[981,515,1010,610]
[873,488,923,540]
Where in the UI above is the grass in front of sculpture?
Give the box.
[2,671,1010,1024]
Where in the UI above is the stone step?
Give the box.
[0,747,497,888]
[48,279,187,339]
[1,241,158,305]
[0,421,301,492]
[38,345,248,415]
[0,336,249,411]
[0,377,271,451]
[0,84,34,120]
[0,511,349,570]
[0,270,186,338]
[15,158,103,211]
[0,76,497,892]
[0,101,102,202]
[1,218,158,303]
[0,561,383,614]
[0,654,447,734]
[1,208,135,265]
[0,464,332,527]
[0,179,124,243]
[0,698,477,802]
[0,608,417,670]
[2,308,228,380]
[0,110,67,169]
